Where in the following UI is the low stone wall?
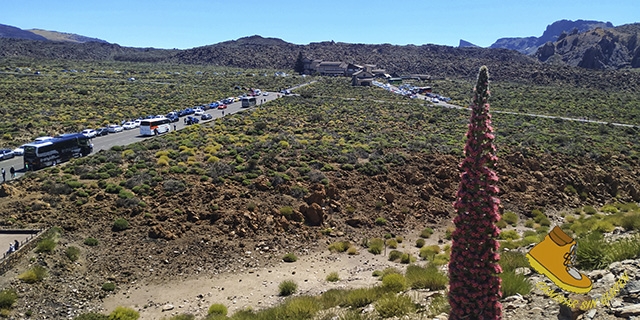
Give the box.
[0,229,45,276]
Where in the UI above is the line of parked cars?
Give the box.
[0,92,262,161]
[2,135,57,160]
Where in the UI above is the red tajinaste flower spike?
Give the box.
[448,66,502,320]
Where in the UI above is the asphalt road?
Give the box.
[0,87,306,181]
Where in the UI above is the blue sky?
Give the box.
[2,0,638,49]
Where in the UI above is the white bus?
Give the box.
[140,117,171,136]
[241,96,257,108]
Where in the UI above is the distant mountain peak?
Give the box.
[490,19,614,54]
[0,23,108,43]
[27,29,108,43]
[216,35,292,47]
[458,39,479,48]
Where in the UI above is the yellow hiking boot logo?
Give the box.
[526,226,593,293]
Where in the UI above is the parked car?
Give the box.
[263,92,269,96]
[0,149,15,161]
[201,114,213,120]
[167,115,179,122]
[81,129,97,138]
[96,127,109,136]
[194,109,204,116]
[12,146,25,156]
[185,116,199,125]
[218,104,227,110]
[133,119,142,127]
[432,98,439,103]
[123,122,136,130]
[108,124,124,133]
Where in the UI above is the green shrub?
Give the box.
[395,236,403,243]
[36,238,56,253]
[400,253,413,264]
[75,312,109,320]
[282,253,298,262]
[105,184,122,194]
[600,205,618,213]
[328,241,351,253]
[66,246,80,262]
[576,232,609,270]
[524,219,535,228]
[499,251,529,272]
[326,272,340,282]
[502,211,518,225]
[419,245,440,260]
[102,282,116,292]
[381,273,407,293]
[279,206,293,219]
[0,289,17,309]
[499,230,520,241]
[420,227,433,238]
[247,202,257,211]
[18,265,47,283]
[388,250,402,261]
[84,238,99,246]
[381,267,402,279]
[112,218,129,231]
[621,212,640,231]
[607,236,640,263]
[427,293,451,317]
[368,238,384,255]
[385,239,397,249]
[108,306,139,320]
[500,270,532,297]
[496,220,508,229]
[208,304,228,316]
[584,205,597,215]
[347,247,358,255]
[405,264,448,290]
[343,287,384,308]
[375,217,387,225]
[375,294,415,318]
[593,220,615,233]
[278,280,298,296]
[416,239,425,248]
[432,253,450,266]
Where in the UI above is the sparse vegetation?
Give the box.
[282,253,298,263]
[65,246,80,262]
[207,304,227,316]
[326,272,340,282]
[18,265,47,283]
[102,282,116,292]
[112,218,129,231]
[278,280,298,296]
[108,306,139,320]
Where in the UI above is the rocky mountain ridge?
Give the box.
[535,23,640,70]
[490,19,614,55]
[0,23,108,43]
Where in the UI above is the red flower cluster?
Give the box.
[448,66,503,320]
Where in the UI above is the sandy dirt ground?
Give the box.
[104,230,447,319]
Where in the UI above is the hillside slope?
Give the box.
[27,28,109,43]
[490,19,613,54]
[535,23,640,69]
[0,23,47,41]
